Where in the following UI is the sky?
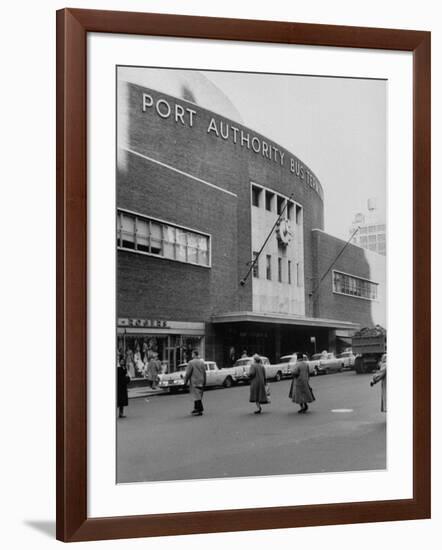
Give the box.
[119,67,387,241]
[204,70,387,240]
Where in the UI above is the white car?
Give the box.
[277,354,316,377]
[233,356,283,382]
[311,352,342,374]
[336,350,356,369]
[158,361,240,393]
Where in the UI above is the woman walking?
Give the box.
[289,353,315,413]
[249,354,269,414]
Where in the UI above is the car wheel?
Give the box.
[223,376,233,388]
[275,371,282,382]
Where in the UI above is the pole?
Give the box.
[309,226,360,300]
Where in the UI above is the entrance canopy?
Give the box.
[211,311,359,331]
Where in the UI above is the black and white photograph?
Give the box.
[116,66,387,484]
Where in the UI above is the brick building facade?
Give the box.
[117,76,386,376]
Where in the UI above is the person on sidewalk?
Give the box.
[117,356,131,418]
[146,352,161,389]
[248,354,269,414]
[183,350,207,416]
[289,353,315,414]
[370,354,387,412]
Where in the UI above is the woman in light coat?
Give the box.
[289,353,315,413]
[249,354,268,414]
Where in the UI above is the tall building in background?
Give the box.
[349,199,386,256]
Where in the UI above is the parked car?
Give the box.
[276,354,316,377]
[233,356,283,382]
[336,350,356,369]
[157,364,188,393]
[310,351,343,374]
[308,353,324,373]
[158,361,240,393]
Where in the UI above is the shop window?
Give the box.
[120,334,204,377]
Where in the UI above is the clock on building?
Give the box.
[276,218,293,246]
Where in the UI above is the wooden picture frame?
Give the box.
[56,8,431,542]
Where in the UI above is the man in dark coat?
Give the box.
[183,350,207,416]
[117,356,130,418]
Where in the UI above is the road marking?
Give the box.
[331,408,354,413]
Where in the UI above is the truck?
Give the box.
[352,325,387,374]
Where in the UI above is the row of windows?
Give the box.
[333,271,378,300]
[251,185,302,223]
[252,252,301,285]
[359,224,386,234]
[359,233,386,246]
[117,211,210,267]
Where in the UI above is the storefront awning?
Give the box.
[210,311,359,331]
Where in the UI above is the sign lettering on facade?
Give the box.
[118,318,170,328]
[140,92,323,199]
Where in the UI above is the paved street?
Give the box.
[117,371,386,483]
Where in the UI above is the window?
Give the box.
[287,202,294,221]
[296,205,302,225]
[265,191,274,211]
[252,251,259,278]
[277,196,285,215]
[278,257,282,282]
[333,271,378,300]
[120,213,135,249]
[266,255,272,280]
[251,185,262,207]
[117,210,210,267]
[296,262,301,286]
[288,260,292,284]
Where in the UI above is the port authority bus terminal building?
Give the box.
[117,73,386,376]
